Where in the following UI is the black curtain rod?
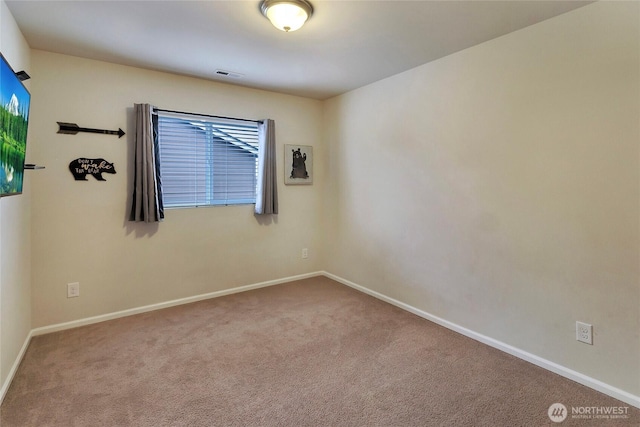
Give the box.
[153,108,262,124]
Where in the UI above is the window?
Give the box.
[157,110,259,208]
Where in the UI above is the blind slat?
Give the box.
[157,113,259,207]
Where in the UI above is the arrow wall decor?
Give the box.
[57,122,125,138]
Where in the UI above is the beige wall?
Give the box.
[324,1,639,395]
[29,51,325,327]
[2,0,638,403]
[0,0,32,387]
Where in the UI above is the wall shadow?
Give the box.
[254,213,278,226]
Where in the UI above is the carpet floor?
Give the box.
[1,276,638,426]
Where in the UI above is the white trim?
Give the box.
[31,271,324,337]
[0,329,33,404]
[3,270,638,410]
[321,271,640,409]
[3,272,323,404]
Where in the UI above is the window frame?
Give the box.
[156,110,260,209]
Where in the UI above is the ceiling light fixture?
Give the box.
[260,0,313,32]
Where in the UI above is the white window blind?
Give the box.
[157,111,259,208]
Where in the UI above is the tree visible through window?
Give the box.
[157,111,259,208]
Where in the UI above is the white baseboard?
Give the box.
[2,272,323,405]
[0,329,33,404]
[322,271,640,409]
[32,271,325,337]
[4,270,638,410]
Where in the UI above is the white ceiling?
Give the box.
[6,0,591,100]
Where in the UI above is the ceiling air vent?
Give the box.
[215,70,244,79]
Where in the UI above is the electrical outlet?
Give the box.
[576,321,592,345]
[301,248,308,259]
[67,282,80,298]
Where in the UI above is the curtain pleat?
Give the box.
[130,103,164,222]
[255,119,278,215]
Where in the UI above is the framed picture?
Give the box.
[285,144,313,185]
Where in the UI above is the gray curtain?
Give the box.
[255,119,278,215]
[129,103,164,222]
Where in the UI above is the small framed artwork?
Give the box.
[285,144,313,185]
